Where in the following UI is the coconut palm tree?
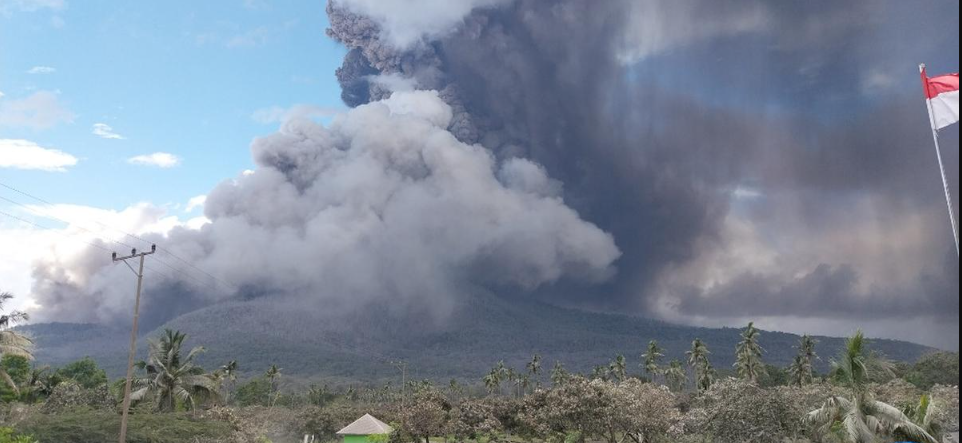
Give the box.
[610,354,628,383]
[218,360,238,404]
[526,353,541,388]
[788,354,807,387]
[482,369,499,394]
[0,291,33,396]
[131,329,218,412]
[902,394,942,440]
[265,364,281,406]
[664,359,687,392]
[550,361,568,386]
[642,340,664,384]
[686,339,713,390]
[806,331,937,443]
[734,322,766,383]
[797,334,818,383]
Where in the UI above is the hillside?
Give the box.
[20,295,935,383]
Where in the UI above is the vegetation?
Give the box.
[1,294,958,443]
[131,329,219,412]
[806,331,938,443]
[734,321,767,383]
[0,292,32,398]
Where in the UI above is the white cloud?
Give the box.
[0,90,75,130]
[91,122,124,139]
[251,104,340,124]
[0,91,5,98]
[0,0,65,14]
[26,66,56,74]
[185,195,206,212]
[127,152,181,168]
[0,200,205,316]
[0,138,78,171]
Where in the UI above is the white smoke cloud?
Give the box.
[31,90,620,325]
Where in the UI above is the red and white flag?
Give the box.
[920,67,959,130]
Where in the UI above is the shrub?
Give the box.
[14,407,232,443]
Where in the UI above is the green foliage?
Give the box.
[0,355,29,402]
[235,377,271,406]
[0,428,36,443]
[904,352,959,390]
[54,357,108,389]
[14,407,231,443]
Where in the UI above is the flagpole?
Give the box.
[920,63,960,257]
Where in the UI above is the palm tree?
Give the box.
[609,354,628,383]
[664,360,687,392]
[686,339,713,390]
[641,340,664,384]
[482,369,499,394]
[734,322,766,383]
[0,291,33,396]
[23,365,54,402]
[131,329,218,412]
[526,354,542,389]
[798,334,818,383]
[550,361,567,386]
[265,364,281,406]
[696,361,716,391]
[806,331,937,443]
[903,394,942,440]
[787,354,807,387]
[218,360,238,404]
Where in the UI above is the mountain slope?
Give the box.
[20,296,934,382]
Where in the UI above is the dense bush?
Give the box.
[904,352,960,390]
[686,378,804,442]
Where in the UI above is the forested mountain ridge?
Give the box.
[19,295,935,383]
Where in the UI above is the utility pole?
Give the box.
[113,244,156,443]
[391,360,407,424]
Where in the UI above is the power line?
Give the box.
[0,195,139,250]
[0,180,236,292]
[0,208,223,294]
[0,209,112,253]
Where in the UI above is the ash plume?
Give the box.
[31,91,619,329]
[325,0,960,347]
[28,0,960,349]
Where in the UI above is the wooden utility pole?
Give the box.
[113,244,156,443]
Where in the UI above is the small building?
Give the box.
[336,413,392,443]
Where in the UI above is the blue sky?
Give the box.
[1,0,345,210]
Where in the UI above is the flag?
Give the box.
[920,68,959,130]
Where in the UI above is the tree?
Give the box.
[396,386,450,443]
[789,334,818,386]
[0,355,29,402]
[806,331,937,443]
[641,340,664,384]
[265,364,281,406]
[686,338,714,390]
[217,360,238,404]
[663,360,687,392]
[130,329,218,412]
[549,361,568,386]
[55,357,107,389]
[734,322,766,383]
[609,354,627,383]
[787,355,807,387]
[526,354,542,388]
[483,369,500,394]
[0,291,32,397]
